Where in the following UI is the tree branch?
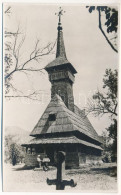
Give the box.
[5,90,45,102]
[5,39,56,81]
[85,92,117,117]
[98,8,118,53]
[4,6,11,15]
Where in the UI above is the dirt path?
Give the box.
[3,163,117,192]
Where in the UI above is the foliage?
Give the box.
[4,135,25,165]
[107,119,117,161]
[102,151,112,163]
[87,69,117,117]
[9,143,22,165]
[86,6,118,33]
[86,69,118,162]
[86,6,118,53]
[101,121,117,163]
[101,120,117,162]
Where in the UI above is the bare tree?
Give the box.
[4,6,56,100]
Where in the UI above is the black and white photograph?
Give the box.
[2,2,119,192]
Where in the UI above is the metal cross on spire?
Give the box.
[55,7,66,24]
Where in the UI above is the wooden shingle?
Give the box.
[30,94,102,144]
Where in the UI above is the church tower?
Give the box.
[23,8,102,169]
[45,8,77,112]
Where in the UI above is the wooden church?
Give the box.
[22,9,103,169]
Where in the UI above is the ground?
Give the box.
[3,163,117,192]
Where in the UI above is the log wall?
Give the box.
[25,154,38,167]
[25,153,47,167]
[78,152,102,165]
[65,152,79,168]
[78,152,86,164]
[86,154,102,164]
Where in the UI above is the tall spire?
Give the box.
[45,7,77,112]
[55,7,66,58]
[45,7,77,74]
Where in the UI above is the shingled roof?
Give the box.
[30,94,101,144]
[45,56,77,74]
[45,22,77,74]
[22,135,103,151]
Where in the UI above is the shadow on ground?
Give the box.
[12,163,117,178]
[13,165,56,172]
[12,165,34,171]
[66,164,117,177]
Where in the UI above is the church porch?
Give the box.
[23,138,102,169]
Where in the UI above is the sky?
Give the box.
[3,4,118,135]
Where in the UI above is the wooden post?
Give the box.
[26,147,28,153]
[47,151,77,190]
[44,147,46,155]
[56,151,65,190]
[30,147,32,154]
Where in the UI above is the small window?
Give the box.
[49,114,56,121]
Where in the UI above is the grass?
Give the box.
[3,163,117,192]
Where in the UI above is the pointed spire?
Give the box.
[55,7,66,58]
[45,8,77,74]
